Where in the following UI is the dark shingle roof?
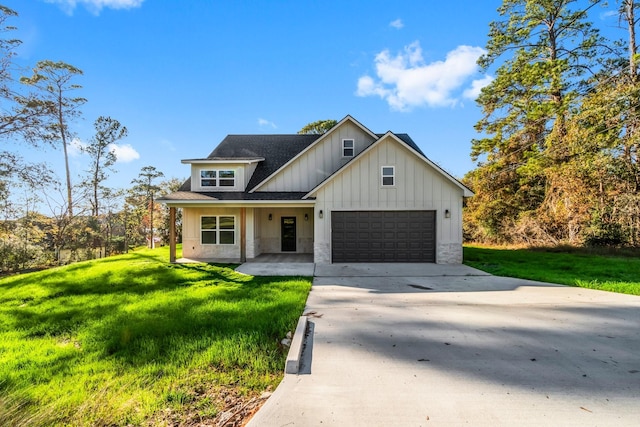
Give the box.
[178,178,191,191]
[208,134,321,189]
[172,130,429,200]
[175,134,321,194]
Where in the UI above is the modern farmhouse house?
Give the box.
[158,115,473,264]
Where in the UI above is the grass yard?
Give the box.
[464,245,640,296]
[0,246,312,426]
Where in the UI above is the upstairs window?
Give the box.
[201,216,235,244]
[200,169,235,188]
[218,170,235,186]
[381,166,395,186]
[342,139,354,157]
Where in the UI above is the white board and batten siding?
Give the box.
[258,121,377,192]
[310,135,465,264]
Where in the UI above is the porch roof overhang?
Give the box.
[158,191,316,208]
[181,157,265,164]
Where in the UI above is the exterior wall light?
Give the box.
[304,213,309,221]
[268,213,273,221]
[319,210,323,219]
[445,209,451,219]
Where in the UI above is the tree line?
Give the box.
[0,5,179,273]
[464,0,640,248]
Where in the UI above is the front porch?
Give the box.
[176,252,315,276]
[167,205,315,263]
[176,253,313,264]
[245,253,314,263]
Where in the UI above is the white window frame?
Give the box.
[200,215,236,245]
[381,166,395,187]
[199,169,236,188]
[342,139,355,157]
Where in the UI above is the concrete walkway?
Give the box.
[235,261,485,278]
[235,262,315,277]
[248,265,640,426]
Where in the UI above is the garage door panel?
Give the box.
[332,211,435,263]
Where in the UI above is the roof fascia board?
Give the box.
[181,158,264,164]
[304,131,473,198]
[160,200,316,208]
[248,115,380,193]
[382,132,474,197]
[390,133,474,197]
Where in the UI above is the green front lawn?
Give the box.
[464,245,640,296]
[0,246,312,426]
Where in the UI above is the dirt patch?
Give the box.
[146,386,272,427]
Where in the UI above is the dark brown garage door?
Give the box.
[331,211,436,263]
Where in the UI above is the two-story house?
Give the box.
[158,115,473,264]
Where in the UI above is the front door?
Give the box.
[281,217,296,252]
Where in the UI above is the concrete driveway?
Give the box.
[248,264,640,426]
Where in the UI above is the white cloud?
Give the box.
[463,75,494,100]
[108,143,140,163]
[67,137,87,157]
[389,19,404,29]
[356,41,488,111]
[258,118,277,129]
[599,10,618,20]
[46,0,143,15]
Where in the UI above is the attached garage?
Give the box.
[331,211,436,263]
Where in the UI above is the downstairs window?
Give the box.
[201,215,235,244]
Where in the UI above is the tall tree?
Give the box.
[620,0,639,81]
[0,5,47,143]
[0,5,18,100]
[298,119,337,134]
[467,0,603,242]
[553,0,640,245]
[131,166,164,248]
[21,60,86,217]
[0,6,51,209]
[83,116,127,217]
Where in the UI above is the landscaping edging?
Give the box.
[285,316,308,374]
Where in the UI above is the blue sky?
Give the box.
[3,0,625,201]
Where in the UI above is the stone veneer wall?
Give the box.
[437,243,463,264]
[314,242,331,264]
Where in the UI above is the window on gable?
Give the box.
[201,170,217,187]
[218,170,235,186]
[201,215,236,245]
[382,166,395,186]
[200,169,235,188]
[342,139,354,157]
